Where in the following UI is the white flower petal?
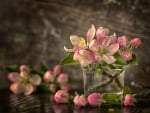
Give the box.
[10,83,23,94]
[96,27,109,43]
[109,33,117,43]
[70,35,82,46]
[101,38,111,47]
[87,24,96,43]
[64,46,74,52]
[30,75,41,86]
[107,43,119,55]
[89,40,98,52]
[102,55,116,64]
[8,72,21,82]
[24,84,35,95]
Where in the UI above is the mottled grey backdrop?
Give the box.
[0,0,150,93]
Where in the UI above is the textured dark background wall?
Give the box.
[0,0,150,92]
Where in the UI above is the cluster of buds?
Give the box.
[74,92,102,107]
[8,65,70,95]
[53,90,135,107]
[8,65,41,95]
[53,90,102,107]
[43,65,70,93]
[64,24,141,67]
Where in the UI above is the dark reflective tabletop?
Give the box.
[0,91,150,113]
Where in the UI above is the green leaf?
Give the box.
[30,67,43,77]
[60,53,79,65]
[5,65,19,72]
[39,63,48,73]
[36,83,49,93]
[115,53,127,65]
[123,86,131,97]
[102,93,121,105]
[110,64,123,69]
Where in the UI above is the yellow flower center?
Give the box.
[99,47,106,55]
[22,78,29,84]
[79,38,86,47]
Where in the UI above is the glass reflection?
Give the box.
[53,104,70,113]
[9,94,41,113]
[7,94,150,113]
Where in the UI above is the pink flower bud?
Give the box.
[53,65,61,74]
[73,95,87,107]
[43,71,54,82]
[10,83,23,94]
[124,94,134,106]
[8,72,20,82]
[57,73,68,84]
[20,65,30,73]
[54,90,69,103]
[117,36,128,48]
[87,93,102,107]
[123,51,132,61]
[50,84,57,93]
[130,38,141,48]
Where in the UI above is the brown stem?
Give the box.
[102,71,113,78]
[90,70,124,91]
[114,78,123,90]
[90,78,113,90]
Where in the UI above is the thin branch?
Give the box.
[114,78,123,90]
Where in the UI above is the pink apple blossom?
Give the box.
[53,65,61,75]
[73,95,87,107]
[124,94,135,106]
[8,71,41,95]
[123,51,132,61]
[57,73,68,84]
[130,38,141,48]
[87,93,102,107]
[54,90,69,103]
[117,36,128,48]
[64,25,96,53]
[43,70,54,82]
[91,37,119,64]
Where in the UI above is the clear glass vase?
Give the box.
[82,69,95,94]
[82,68,124,94]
